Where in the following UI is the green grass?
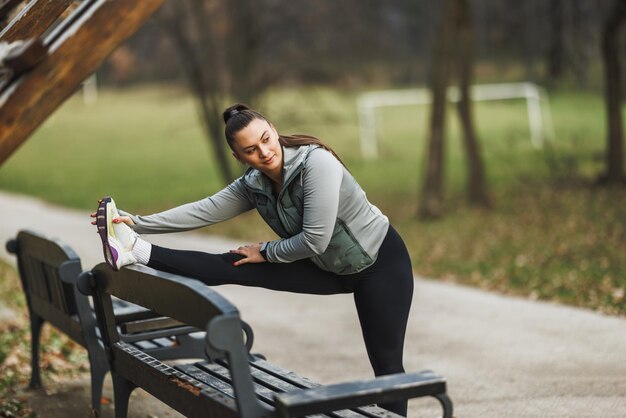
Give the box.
[0,85,624,314]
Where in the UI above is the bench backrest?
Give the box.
[7,230,91,344]
[82,263,268,418]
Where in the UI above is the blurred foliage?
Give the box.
[0,86,624,315]
[100,0,615,92]
[0,262,88,416]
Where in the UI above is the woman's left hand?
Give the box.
[229,243,266,266]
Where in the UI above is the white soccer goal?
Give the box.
[82,73,98,104]
[356,82,556,159]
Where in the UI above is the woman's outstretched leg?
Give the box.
[147,244,354,295]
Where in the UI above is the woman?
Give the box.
[92,104,414,416]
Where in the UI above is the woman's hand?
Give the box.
[229,243,266,266]
[90,213,135,226]
[90,199,135,226]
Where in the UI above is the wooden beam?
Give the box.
[0,0,22,22]
[44,0,97,46]
[0,0,73,42]
[0,0,165,165]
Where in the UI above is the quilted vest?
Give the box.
[241,145,375,275]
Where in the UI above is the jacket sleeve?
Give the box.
[119,177,253,234]
[264,148,342,263]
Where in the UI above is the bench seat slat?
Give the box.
[121,316,185,334]
[246,365,358,417]
[194,361,307,414]
[214,359,376,418]
[175,363,235,398]
[197,362,281,404]
[115,342,239,418]
[152,336,176,347]
[193,361,331,418]
[120,324,200,343]
[274,372,446,418]
[246,368,364,418]
[131,340,159,350]
[250,359,402,418]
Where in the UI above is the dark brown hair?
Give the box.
[223,103,346,167]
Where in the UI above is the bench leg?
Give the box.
[112,371,136,418]
[28,314,44,389]
[89,363,108,417]
[434,393,453,418]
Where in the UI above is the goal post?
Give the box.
[356,82,556,159]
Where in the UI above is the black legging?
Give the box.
[148,225,414,416]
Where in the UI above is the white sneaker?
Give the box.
[96,196,137,271]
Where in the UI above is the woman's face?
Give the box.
[231,118,283,180]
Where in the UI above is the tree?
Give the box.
[419,2,454,218]
[155,1,233,184]
[155,0,284,184]
[455,0,489,206]
[547,0,565,82]
[601,0,626,184]
[419,0,489,218]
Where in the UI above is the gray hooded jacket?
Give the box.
[123,145,389,275]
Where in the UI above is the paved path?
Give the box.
[1,191,625,418]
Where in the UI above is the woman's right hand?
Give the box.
[90,198,136,226]
[90,213,135,226]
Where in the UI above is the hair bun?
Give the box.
[222,103,250,124]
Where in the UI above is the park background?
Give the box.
[1,0,625,416]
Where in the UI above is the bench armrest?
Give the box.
[273,371,448,417]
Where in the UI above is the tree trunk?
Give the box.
[419,0,456,219]
[187,1,234,183]
[570,0,593,88]
[601,0,626,184]
[455,0,490,206]
[522,1,540,83]
[155,3,234,184]
[225,0,256,105]
[547,0,564,82]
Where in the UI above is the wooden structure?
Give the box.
[0,0,165,165]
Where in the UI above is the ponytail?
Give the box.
[278,134,346,167]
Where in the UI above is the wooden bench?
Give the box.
[78,262,454,418]
[5,230,209,415]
